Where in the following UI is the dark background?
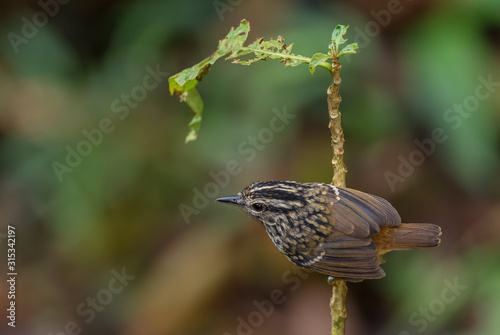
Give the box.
[0,0,499,334]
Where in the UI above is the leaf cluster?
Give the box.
[169,20,357,142]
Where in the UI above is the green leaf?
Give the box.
[169,19,345,142]
[219,19,250,56]
[309,52,330,74]
[168,19,250,141]
[338,43,359,57]
[331,25,349,53]
[182,88,204,143]
[169,20,250,95]
[229,36,309,68]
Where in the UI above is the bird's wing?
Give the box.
[298,186,402,281]
[324,186,401,239]
[303,231,385,282]
[293,185,401,281]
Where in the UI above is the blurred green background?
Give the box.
[0,0,499,334]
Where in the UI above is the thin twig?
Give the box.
[328,59,347,188]
[327,46,348,335]
[330,280,348,335]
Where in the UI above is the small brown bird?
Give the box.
[217,181,441,282]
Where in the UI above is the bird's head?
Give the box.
[216,181,314,228]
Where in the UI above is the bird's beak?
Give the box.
[216,196,240,206]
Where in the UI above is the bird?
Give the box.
[216,181,441,282]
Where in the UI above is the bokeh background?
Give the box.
[0,0,499,334]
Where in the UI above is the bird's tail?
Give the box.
[374,223,442,253]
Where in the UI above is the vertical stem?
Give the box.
[327,50,348,335]
[330,280,348,335]
[328,58,347,188]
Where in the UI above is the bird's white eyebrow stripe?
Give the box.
[251,183,298,195]
[252,185,277,191]
[256,183,296,191]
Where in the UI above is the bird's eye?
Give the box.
[250,202,266,212]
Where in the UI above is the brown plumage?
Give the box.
[217,181,442,282]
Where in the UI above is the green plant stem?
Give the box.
[237,47,333,71]
[327,47,348,335]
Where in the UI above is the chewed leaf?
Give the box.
[168,19,250,141]
[331,25,349,53]
[309,52,330,74]
[169,19,345,142]
[218,19,250,56]
[229,36,309,68]
[169,20,250,95]
[338,43,359,57]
